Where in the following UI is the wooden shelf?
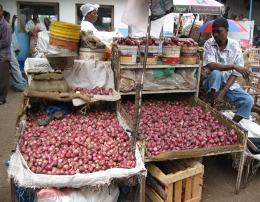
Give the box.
[120,64,199,69]
[120,89,197,95]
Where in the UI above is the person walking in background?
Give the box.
[3,11,27,92]
[25,12,46,56]
[0,4,12,105]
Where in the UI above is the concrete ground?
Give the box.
[0,90,260,202]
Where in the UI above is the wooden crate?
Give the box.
[146,159,204,202]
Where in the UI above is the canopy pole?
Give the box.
[176,14,183,37]
[249,0,253,20]
[188,14,198,38]
[132,0,152,151]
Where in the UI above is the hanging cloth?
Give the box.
[151,0,174,21]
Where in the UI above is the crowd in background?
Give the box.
[0,4,51,105]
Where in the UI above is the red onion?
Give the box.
[75,87,113,96]
[123,100,239,156]
[19,111,136,175]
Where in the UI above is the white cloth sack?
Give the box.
[222,111,260,138]
[121,0,167,38]
[8,145,145,188]
[36,185,119,202]
[64,60,117,106]
[64,60,114,89]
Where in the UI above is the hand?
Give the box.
[233,65,251,80]
[212,90,225,106]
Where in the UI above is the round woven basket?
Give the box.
[181,46,198,54]
[180,55,198,65]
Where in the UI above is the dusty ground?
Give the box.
[0,90,260,202]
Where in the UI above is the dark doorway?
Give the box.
[17,1,59,31]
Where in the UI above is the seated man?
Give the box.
[203,17,253,123]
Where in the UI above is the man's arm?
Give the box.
[206,62,235,71]
[207,62,249,79]
[215,75,237,101]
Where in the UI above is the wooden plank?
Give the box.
[185,196,201,202]
[140,175,146,202]
[165,183,173,202]
[148,164,169,186]
[146,186,165,202]
[145,145,243,162]
[120,64,199,69]
[120,89,197,95]
[171,160,188,171]
[147,174,168,200]
[195,65,201,98]
[158,161,182,175]
[166,166,203,184]
[192,174,203,199]
[174,180,183,202]
[184,178,192,200]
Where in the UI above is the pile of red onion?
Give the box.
[75,87,113,96]
[19,111,136,175]
[123,100,239,156]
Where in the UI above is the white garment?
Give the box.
[34,31,50,58]
[81,21,121,47]
[25,20,46,33]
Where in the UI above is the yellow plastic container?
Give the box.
[50,26,80,40]
[50,21,81,40]
[51,21,81,30]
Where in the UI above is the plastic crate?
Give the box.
[146,159,204,202]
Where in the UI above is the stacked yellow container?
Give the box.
[49,21,81,51]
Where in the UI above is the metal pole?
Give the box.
[249,0,253,20]
[188,14,197,38]
[132,0,152,150]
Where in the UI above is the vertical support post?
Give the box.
[188,14,197,38]
[176,14,183,37]
[235,151,246,194]
[11,178,16,202]
[128,25,132,37]
[139,175,146,202]
[132,0,152,151]
[249,0,253,20]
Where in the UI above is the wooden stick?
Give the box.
[24,90,92,102]
[147,174,168,200]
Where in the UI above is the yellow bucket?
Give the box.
[50,26,80,40]
[51,21,81,30]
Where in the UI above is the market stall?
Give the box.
[8,20,146,202]
[116,0,248,200]
[7,0,255,201]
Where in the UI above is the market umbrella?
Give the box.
[198,19,248,32]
